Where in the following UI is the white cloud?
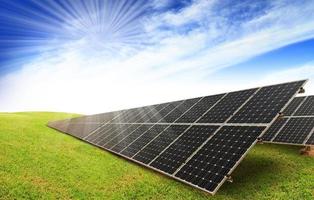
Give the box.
[151,0,173,10]
[141,0,314,78]
[258,63,314,95]
[159,0,215,27]
[1,0,314,114]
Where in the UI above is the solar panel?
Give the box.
[133,125,189,164]
[261,118,288,141]
[282,96,306,116]
[228,81,304,123]
[111,124,153,152]
[120,124,168,157]
[70,111,120,124]
[135,105,166,123]
[48,121,102,139]
[160,97,201,123]
[175,126,265,193]
[305,131,314,145]
[294,96,314,116]
[176,94,225,123]
[111,108,139,123]
[94,124,132,146]
[122,108,148,123]
[155,101,185,123]
[48,80,306,194]
[48,111,122,138]
[150,125,219,174]
[102,124,141,149]
[263,96,314,146]
[85,124,118,143]
[273,118,314,144]
[197,89,257,123]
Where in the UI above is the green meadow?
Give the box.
[0,112,313,200]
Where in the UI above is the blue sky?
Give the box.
[0,0,314,114]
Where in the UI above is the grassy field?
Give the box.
[0,112,313,200]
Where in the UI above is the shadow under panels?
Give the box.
[48,80,306,195]
[262,95,314,146]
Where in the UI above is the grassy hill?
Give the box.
[0,112,313,200]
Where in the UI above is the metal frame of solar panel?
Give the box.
[262,95,314,146]
[48,80,307,195]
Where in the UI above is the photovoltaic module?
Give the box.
[262,96,314,146]
[48,80,306,195]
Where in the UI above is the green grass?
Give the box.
[0,112,313,200]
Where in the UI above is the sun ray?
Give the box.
[0,0,150,68]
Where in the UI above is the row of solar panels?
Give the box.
[263,96,314,145]
[50,81,304,130]
[48,80,307,195]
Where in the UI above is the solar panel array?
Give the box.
[262,96,314,146]
[48,80,306,195]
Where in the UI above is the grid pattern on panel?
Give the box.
[261,118,288,141]
[95,124,133,147]
[123,107,150,123]
[135,104,166,123]
[68,112,118,124]
[111,124,153,152]
[282,97,306,116]
[175,126,265,193]
[176,94,225,123]
[48,120,71,134]
[150,125,219,174]
[112,108,139,123]
[160,97,201,123]
[102,124,141,149]
[294,96,314,116]
[145,102,175,123]
[273,118,314,144]
[86,124,118,143]
[228,81,304,123]
[48,80,306,195]
[48,111,121,139]
[197,89,257,123]
[135,103,169,123]
[263,95,314,145]
[305,131,314,145]
[133,125,189,164]
[109,111,127,123]
[120,125,168,157]
[60,122,103,139]
[154,101,184,123]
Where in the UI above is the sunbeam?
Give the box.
[0,0,314,113]
[0,0,150,65]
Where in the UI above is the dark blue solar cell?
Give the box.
[175,126,265,193]
[228,80,305,123]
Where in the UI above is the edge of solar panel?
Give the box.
[263,95,314,147]
[264,140,314,147]
[265,128,314,145]
[47,79,308,195]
